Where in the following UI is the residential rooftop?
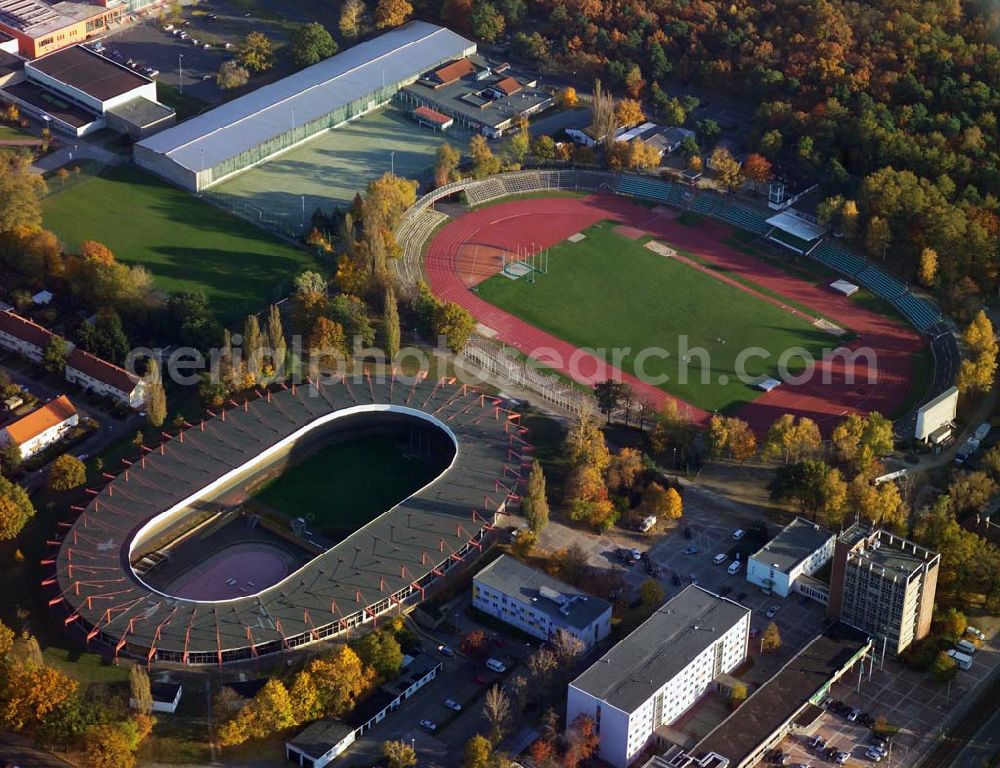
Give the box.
[4,394,76,444]
[286,719,354,759]
[695,624,870,765]
[475,554,611,632]
[569,585,749,713]
[28,45,151,101]
[751,517,834,574]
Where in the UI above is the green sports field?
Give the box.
[42,166,317,322]
[253,435,446,539]
[475,221,832,413]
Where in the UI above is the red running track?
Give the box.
[425,194,925,432]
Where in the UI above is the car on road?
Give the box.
[766,605,779,618]
[444,699,462,711]
[684,546,698,555]
[438,645,454,657]
[713,553,728,564]
[727,561,742,575]
[732,529,745,540]
[420,719,438,732]
[486,658,506,673]
[631,548,642,561]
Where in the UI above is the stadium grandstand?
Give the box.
[764,210,826,255]
[50,375,526,665]
[133,21,475,192]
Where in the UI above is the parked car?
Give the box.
[684,546,698,555]
[732,529,745,540]
[727,561,742,575]
[836,753,850,765]
[865,750,882,763]
[967,626,987,641]
[438,645,454,657]
[713,553,728,564]
[848,707,862,722]
[766,605,779,618]
[444,699,461,711]
[630,548,642,561]
[420,720,438,732]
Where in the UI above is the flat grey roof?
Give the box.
[475,554,611,631]
[570,586,749,713]
[28,45,150,101]
[845,527,938,577]
[107,96,175,127]
[0,0,103,37]
[136,21,474,173]
[695,624,870,765]
[750,517,834,574]
[287,719,354,757]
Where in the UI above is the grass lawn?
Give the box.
[0,124,35,141]
[476,220,833,413]
[253,435,447,537]
[41,166,317,322]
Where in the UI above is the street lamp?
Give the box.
[178,53,184,94]
[390,149,395,176]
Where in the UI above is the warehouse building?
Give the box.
[827,525,939,655]
[473,554,612,650]
[134,22,475,192]
[746,517,835,599]
[566,586,750,768]
[1,44,174,136]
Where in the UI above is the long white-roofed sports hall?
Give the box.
[133,21,475,192]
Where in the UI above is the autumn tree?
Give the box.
[339,0,366,39]
[769,460,847,526]
[564,714,600,768]
[958,311,998,395]
[309,317,347,365]
[432,301,475,353]
[461,629,490,660]
[374,0,412,29]
[742,153,772,193]
[762,414,821,464]
[640,577,665,608]
[433,142,461,188]
[605,447,644,494]
[947,471,997,517]
[47,454,85,491]
[382,286,401,361]
[591,79,616,150]
[931,651,957,683]
[865,215,891,260]
[83,723,135,768]
[918,247,938,287]
[472,1,505,42]
[144,358,167,428]
[708,415,757,462]
[306,646,375,717]
[236,31,275,72]
[482,685,511,744]
[463,734,493,768]
[383,740,418,768]
[470,134,501,179]
[0,152,46,234]
[267,303,286,377]
[217,60,249,90]
[614,98,644,128]
[710,146,744,192]
[761,621,782,652]
[565,415,611,472]
[729,682,748,709]
[559,86,578,108]
[940,606,967,639]
[0,474,35,540]
[129,665,153,715]
[522,459,550,532]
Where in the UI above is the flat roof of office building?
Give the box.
[750,517,834,574]
[0,0,104,38]
[695,624,870,766]
[2,78,95,126]
[28,45,150,101]
[475,554,611,631]
[136,22,474,173]
[842,525,939,576]
[570,586,749,713]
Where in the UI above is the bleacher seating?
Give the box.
[464,177,505,205]
[719,203,770,234]
[813,241,866,277]
[617,174,679,205]
[894,293,940,332]
[858,264,906,300]
[501,172,544,195]
[393,209,449,286]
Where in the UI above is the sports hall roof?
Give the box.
[765,210,826,242]
[52,375,525,663]
[28,45,151,101]
[135,22,474,174]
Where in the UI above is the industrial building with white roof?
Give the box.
[134,21,475,192]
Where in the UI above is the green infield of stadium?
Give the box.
[475,220,833,413]
[41,166,317,322]
[252,435,447,539]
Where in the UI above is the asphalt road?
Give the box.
[0,735,74,768]
[951,704,1000,768]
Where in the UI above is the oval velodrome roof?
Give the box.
[51,375,527,664]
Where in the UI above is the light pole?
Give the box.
[178,53,184,94]
[301,195,305,229]
[390,149,395,176]
[291,106,296,135]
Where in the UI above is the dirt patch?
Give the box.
[814,318,848,337]
[645,240,678,259]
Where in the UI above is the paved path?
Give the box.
[951,704,1000,768]
[29,142,121,175]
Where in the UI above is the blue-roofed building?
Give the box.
[134,22,475,191]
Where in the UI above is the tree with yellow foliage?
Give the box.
[559,86,578,108]
[0,664,78,732]
[614,98,644,129]
[710,146,744,192]
[565,415,611,472]
[958,310,998,395]
[374,0,411,28]
[918,247,938,287]
[307,646,376,717]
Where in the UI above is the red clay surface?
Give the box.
[425,194,925,432]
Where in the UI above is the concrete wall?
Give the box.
[134,143,198,191]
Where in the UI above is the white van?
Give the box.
[967,627,987,642]
[727,561,742,575]
[486,658,506,673]
[955,639,977,655]
[713,553,728,565]
[947,649,973,670]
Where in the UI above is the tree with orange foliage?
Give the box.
[614,98,644,128]
[563,713,600,768]
[374,0,411,28]
[742,153,772,193]
[79,240,115,265]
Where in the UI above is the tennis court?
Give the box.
[210,107,460,225]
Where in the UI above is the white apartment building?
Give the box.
[66,348,147,409]
[747,517,836,599]
[566,586,750,768]
[1,395,78,459]
[473,555,612,650]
